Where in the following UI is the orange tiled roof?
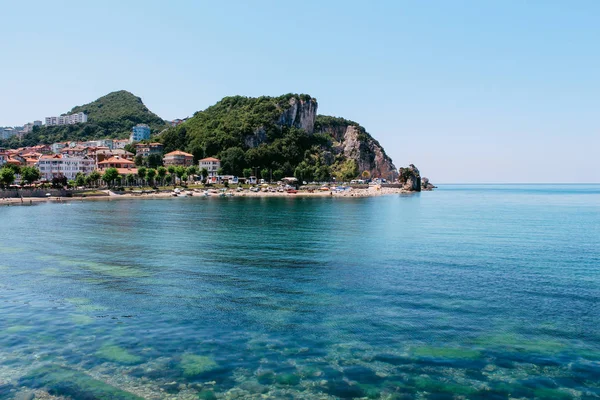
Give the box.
[199,157,220,162]
[165,150,193,157]
[97,156,135,165]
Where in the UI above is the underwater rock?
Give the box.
[20,365,143,400]
[275,372,301,386]
[198,389,217,400]
[96,345,143,365]
[179,354,218,377]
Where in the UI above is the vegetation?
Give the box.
[0,167,15,188]
[1,90,167,148]
[21,365,143,399]
[158,94,378,182]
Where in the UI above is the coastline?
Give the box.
[0,186,413,205]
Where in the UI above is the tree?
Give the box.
[4,163,21,175]
[89,170,101,187]
[147,153,163,168]
[243,168,252,178]
[134,154,144,166]
[52,174,68,188]
[220,146,245,175]
[260,168,270,181]
[20,166,41,185]
[361,170,371,179]
[272,169,284,182]
[145,168,157,186]
[200,167,208,181]
[124,143,137,155]
[157,166,167,185]
[102,168,119,187]
[175,166,186,184]
[137,166,147,186]
[0,167,15,188]
[181,173,188,184]
[126,173,136,186]
[75,173,86,187]
[186,165,198,178]
[165,174,172,185]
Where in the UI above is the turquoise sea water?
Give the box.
[0,184,599,399]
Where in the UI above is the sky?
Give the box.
[1,0,598,183]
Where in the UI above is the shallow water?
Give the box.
[1,185,599,399]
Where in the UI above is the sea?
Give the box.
[0,184,599,399]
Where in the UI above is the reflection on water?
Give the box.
[1,185,599,399]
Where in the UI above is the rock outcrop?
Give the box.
[314,116,396,180]
[399,164,422,191]
[277,97,318,134]
[421,177,436,191]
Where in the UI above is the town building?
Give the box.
[61,146,89,157]
[51,142,69,154]
[95,149,134,163]
[36,154,95,181]
[97,156,137,176]
[45,112,88,126]
[130,124,151,142]
[135,142,163,157]
[112,139,130,149]
[23,153,43,167]
[0,128,18,140]
[199,157,221,177]
[0,151,7,167]
[164,150,194,167]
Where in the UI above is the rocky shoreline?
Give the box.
[0,186,424,206]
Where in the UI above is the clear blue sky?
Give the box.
[1,0,598,183]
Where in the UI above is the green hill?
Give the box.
[159,94,397,181]
[3,91,167,148]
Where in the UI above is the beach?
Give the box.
[0,185,410,205]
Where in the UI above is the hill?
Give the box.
[159,94,396,181]
[1,91,167,148]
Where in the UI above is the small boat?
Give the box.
[219,192,226,197]
[226,192,234,197]
[203,190,211,197]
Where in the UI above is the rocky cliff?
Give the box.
[160,94,402,181]
[314,116,396,179]
[277,97,317,134]
[399,164,421,191]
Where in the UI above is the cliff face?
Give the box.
[277,97,317,134]
[314,116,396,179]
[399,164,421,191]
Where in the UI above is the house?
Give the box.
[164,150,194,167]
[94,148,134,162]
[36,154,95,181]
[97,156,137,176]
[247,176,257,185]
[22,153,43,167]
[61,146,88,157]
[113,139,130,149]
[199,157,220,177]
[135,142,164,157]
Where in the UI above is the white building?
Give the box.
[199,157,221,177]
[45,112,88,126]
[36,154,96,181]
